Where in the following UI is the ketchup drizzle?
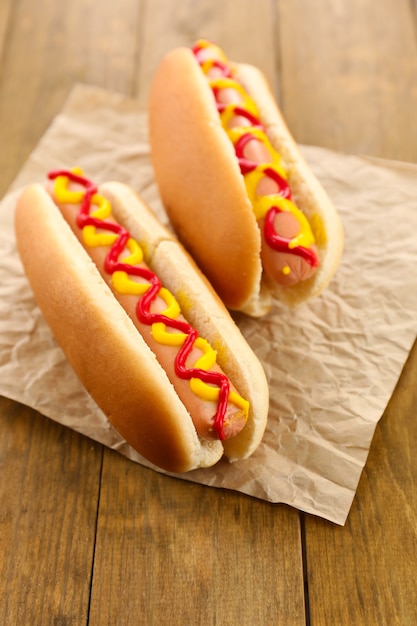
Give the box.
[48,170,231,440]
[192,45,319,269]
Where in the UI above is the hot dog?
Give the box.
[14,168,269,473]
[149,39,344,316]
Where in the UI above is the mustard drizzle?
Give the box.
[193,39,319,275]
[51,169,249,437]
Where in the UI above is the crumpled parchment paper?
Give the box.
[1,84,416,525]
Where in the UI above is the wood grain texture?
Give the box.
[135,0,278,107]
[276,0,417,161]
[0,0,142,197]
[1,0,417,623]
[0,397,102,624]
[89,450,305,626]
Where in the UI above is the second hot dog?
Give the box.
[149,39,344,316]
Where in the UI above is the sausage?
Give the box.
[194,40,320,288]
[45,170,247,441]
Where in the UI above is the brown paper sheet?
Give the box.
[1,84,417,525]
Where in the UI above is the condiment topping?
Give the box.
[48,168,249,440]
[192,39,320,280]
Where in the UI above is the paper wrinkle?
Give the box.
[1,83,417,525]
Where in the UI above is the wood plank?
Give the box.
[4,1,416,624]
[89,449,306,626]
[0,0,142,198]
[135,0,278,107]
[0,397,103,624]
[277,2,417,622]
[276,0,417,162]
[305,340,417,625]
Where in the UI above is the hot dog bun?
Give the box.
[148,44,344,316]
[14,181,269,473]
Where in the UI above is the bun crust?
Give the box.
[148,47,267,315]
[149,47,344,314]
[15,183,268,472]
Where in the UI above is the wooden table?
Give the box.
[1,1,417,624]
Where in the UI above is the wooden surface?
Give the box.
[1,1,417,624]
